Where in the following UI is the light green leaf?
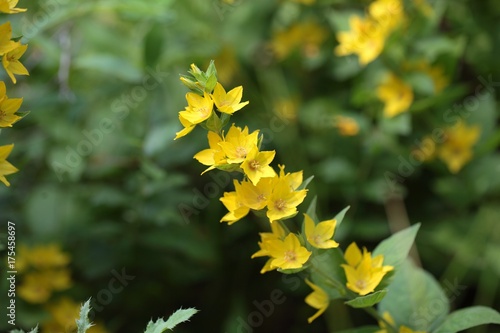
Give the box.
[333,206,350,227]
[373,223,420,268]
[309,248,347,300]
[144,308,198,333]
[305,196,318,222]
[298,175,315,190]
[76,299,94,333]
[378,260,449,332]
[433,306,500,333]
[345,290,387,308]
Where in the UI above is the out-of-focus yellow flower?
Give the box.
[334,116,359,136]
[219,124,259,164]
[211,82,249,114]
[2,42,29,84]
[341,242,393,296]
[0,22,18,55]
[304,214,339,249]
[266,233,311,270]
[335,16,387,66]
[0,0,26,13]
[274,98,298,122]
[438,120,480,174]
[0,81,23,127]
[375,311,396,333]
[178,92,214,124]
[404,60,448,93]
[18,269,72,303]
[241,147,276,185]
[377,73,414,118]
[369,0,405,32]
[194,131,226,174]
[271,21,327,60]
[0,143,18,186]
[214,47,239,85]
[305,279,329,323]
[26,244,70,268]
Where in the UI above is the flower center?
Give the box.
[257,193,266,202]
[284,250,296,263]
[235,146,247,158]
[249,159,260,171]
[198,106,209,117]
[355,279,368,291]
[274,199,286,211]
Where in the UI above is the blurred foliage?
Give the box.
[0,0,499,332]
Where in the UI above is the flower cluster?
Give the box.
[335,0,406,65]
[0,3,30,186]
[176,62,395,323]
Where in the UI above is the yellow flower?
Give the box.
[174,114,196,140]
[334,116,359,136]
[341,242,393,296]
[335,16,387,66]
[27,243,71,268]
[251,222,286,274]
[236,178,274,211]
[438,120,480,174]
[193,131,226,174]
[0,81,22,127]
[271,21,327,60]
[0,0,26,13]
[399,326,427,333]
[18,273,52,303]
[2,42,29,84]
[369,0,405,32]
[375,311,396,333]
[266,165,307,222]
[178,92,214,124]
[240,147,276,185]
[218,124,259,164]
[304,214,339,249]
[266,233,311,270]
[377,73,413,118]
[0,22,18,55]
[220,184,250,225]
[211,82,249,114]
[273,98,298,122]
[305,279,329,323]
[0,143,18,186]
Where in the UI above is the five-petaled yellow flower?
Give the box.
[0,81,22,127]
[211,82,249,114]
[178,92,214,124]
[305,279,329,323]
[219,124,259,164]
[377,73,414,118]
[266,166,307,222]
[220,181,250,224]
[2,42,29,84]
[0,0,26,13]
[236,178,274,211]
[266,233,311,270]
[240,146,276,185]
[251,222,286,274]
[438,120,480,174]
[0,143,18,186]
[341,242,393,296]
[304,214,339,249]
[193,131,226,174]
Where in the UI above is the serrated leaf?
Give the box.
[144,308,198,333]
[433,306,500,333]
[76,298,94,333]
[345,290,387,308]
[373,223,420,268]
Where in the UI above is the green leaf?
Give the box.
[378,260,449,332]
[144,308,198,333]
[305,196,318,222]
[373,223,420,268]
[309,248,347,300]
[333,206,350,227]
[76,299,94,333]
[298,175,314,190]
[345,290,388,308]
[433,306,500,333]
[379,112,412,135]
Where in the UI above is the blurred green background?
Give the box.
[1,0,499,332]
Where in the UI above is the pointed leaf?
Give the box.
[333,206,350,227]
[298,175,314,190]
[345,290,387,308]
[433,306,500,333]
[373,223,420,268]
